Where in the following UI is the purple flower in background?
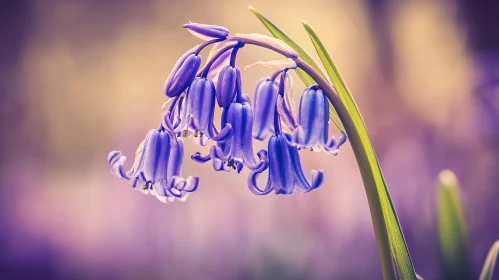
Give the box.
[192,94,267,173]
[292,85,347,155]
[252,77,279,140]
[183,22,229,40]
[108,129,199,203]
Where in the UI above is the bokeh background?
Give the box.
[1,0,498,279]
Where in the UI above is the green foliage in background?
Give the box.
[437,170,472,280]
[480,240,499,280]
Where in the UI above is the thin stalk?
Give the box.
[296,59,396,280]
[232,36,397,279]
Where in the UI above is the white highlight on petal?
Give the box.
[162,100,172,111]
[244,58,297,70]
[283,72,295,114]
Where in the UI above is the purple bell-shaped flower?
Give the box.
[162,77,233,146]
[292,85,347,155]
[252,77,279,140]
[248,98,325,195]
[248,132,325,195]
[108,129,199,203]
[191,93,267,173]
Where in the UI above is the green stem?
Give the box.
[296,58,397,280]
[230,35,397,279]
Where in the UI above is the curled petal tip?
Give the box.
[211,123,233,142]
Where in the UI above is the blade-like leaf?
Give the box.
[480,240,499,280]
[437,170,472,279]
[301,21,417,280]
[248,6,345,133]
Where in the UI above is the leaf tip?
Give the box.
[438,169,459,190]
[248,5,257,13]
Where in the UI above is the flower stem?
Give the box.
[231,36,397,279]
[295,58,396,279]
[200,44,235,78]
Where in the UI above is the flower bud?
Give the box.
[183,22,229,40]
[164,51,202,97]
[216,66,240,108]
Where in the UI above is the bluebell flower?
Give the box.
[191,94,267,173]
[292,85,347,155]
[216,65,240,109]
[183,22,229,40]
[164,48,202,97]
[248,133,325,195]
[162,77,232,146]
[108,129,199,203]
[109,21,347,204]
[252,77,279,140]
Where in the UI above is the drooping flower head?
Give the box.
[162,76,232,146]
[248,112,325,195]
[192,93,267,173]
[109,21,348,204]
[108,129,198,203]
[292,85,347,154]
[191,43,267,173]
[252,77,279,140]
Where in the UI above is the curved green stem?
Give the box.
[232,36,397,279]
[296,59,396,280]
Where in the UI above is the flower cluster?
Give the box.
[108,22,347,203]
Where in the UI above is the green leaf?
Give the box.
[480,241,499,280]
[437,170,472,279]
[301,21,417,279]
[248,5,345,133]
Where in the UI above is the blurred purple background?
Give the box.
[1,0,498,279]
